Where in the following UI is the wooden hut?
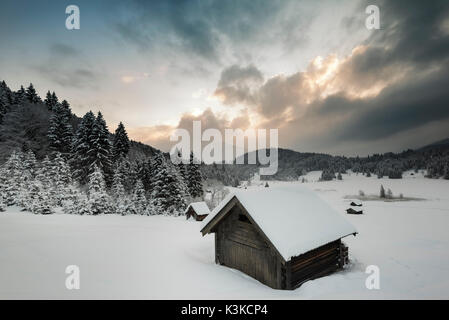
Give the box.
[185,202,211,221]
[200,187,357,290]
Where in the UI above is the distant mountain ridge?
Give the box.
[229,138,449,181]
[418,138,449,151]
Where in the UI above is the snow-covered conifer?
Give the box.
[380,185,386,198]
[136,159,154,192]
[89,112,113,186]
[87,165,112,215]
[51,91,59,107]
[1,151,24,206]
[131,179,147,215]
[25,83,40,103]
[151,153,187,215]
[37,156,54,187]
[111,169,129,215]
[0,195,5,212]
[44,91,54,110]
[15,86,26,105]
[47,103,73,156]
[23,150,38,178]
[387,188,393,199]
[51,153,73,206]
[112,122,130,162]
[144,199,156,216]
[35,155,57,206]
[186,152,203,199]
[71,111,96,184]
[114,158,136,193]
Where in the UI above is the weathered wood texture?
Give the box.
[287,240,348,289]
[215,206,281,289]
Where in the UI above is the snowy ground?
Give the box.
[1,171,449,299]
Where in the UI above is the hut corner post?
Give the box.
[214,232,219,264]
[338,241,349,268]
[285,261,292,290]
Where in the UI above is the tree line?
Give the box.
[0,81,204,215]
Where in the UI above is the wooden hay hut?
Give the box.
[185,202,211,221]
[200,186,357,290]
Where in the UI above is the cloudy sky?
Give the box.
[1,0,449,156]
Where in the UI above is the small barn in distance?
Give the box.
[185,202,211,221]
[201,187,357,290]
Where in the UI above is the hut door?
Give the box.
[224,239,258,279]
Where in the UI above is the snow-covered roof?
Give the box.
[201,186,357,261]
[185,202,211,215]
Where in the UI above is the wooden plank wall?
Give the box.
[216,206,282,289]
[287,240,348,289]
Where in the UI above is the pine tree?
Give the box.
[52,153,73,206]
[186,152,203,199]
[25,83,40,103]
[151,153,187,215]
[48,103,74,156]
[112,122,130,161]
[136,159,153,192]
[87,165,112,215]
[380,184,386,198]
[387,188,393,199]
[111,169,129,215]
[71,111,96,184]
[36,156,57,206]
[44,91,59,110]
[44,91,53,109]
[1,151,24,206]
[444,163,449,180]
[53,153,72,185]
[320,169,335,181]
[174,148,188,185]
[51,92,59,107]
[14,85,26,105]
[23,150,38,178]
[37,156,54,187]
[114,158,137,193]
[89,112,113,186]
[25,180,42,213]
[62,187,88,215]
[60,100,71,117]
[0,81,10,124]
[0,194,5,212]
[30,183,54,215]
[0,99,6,124]
[131,179,147,215]
[144,200,156,216]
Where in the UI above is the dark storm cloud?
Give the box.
[214,64,264,106]
[217,64,264,87]
[214,0,449,151]
[323,0,449,141]
[114,0,302,63]
[309,64,449,141]
[351,0,449,73]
